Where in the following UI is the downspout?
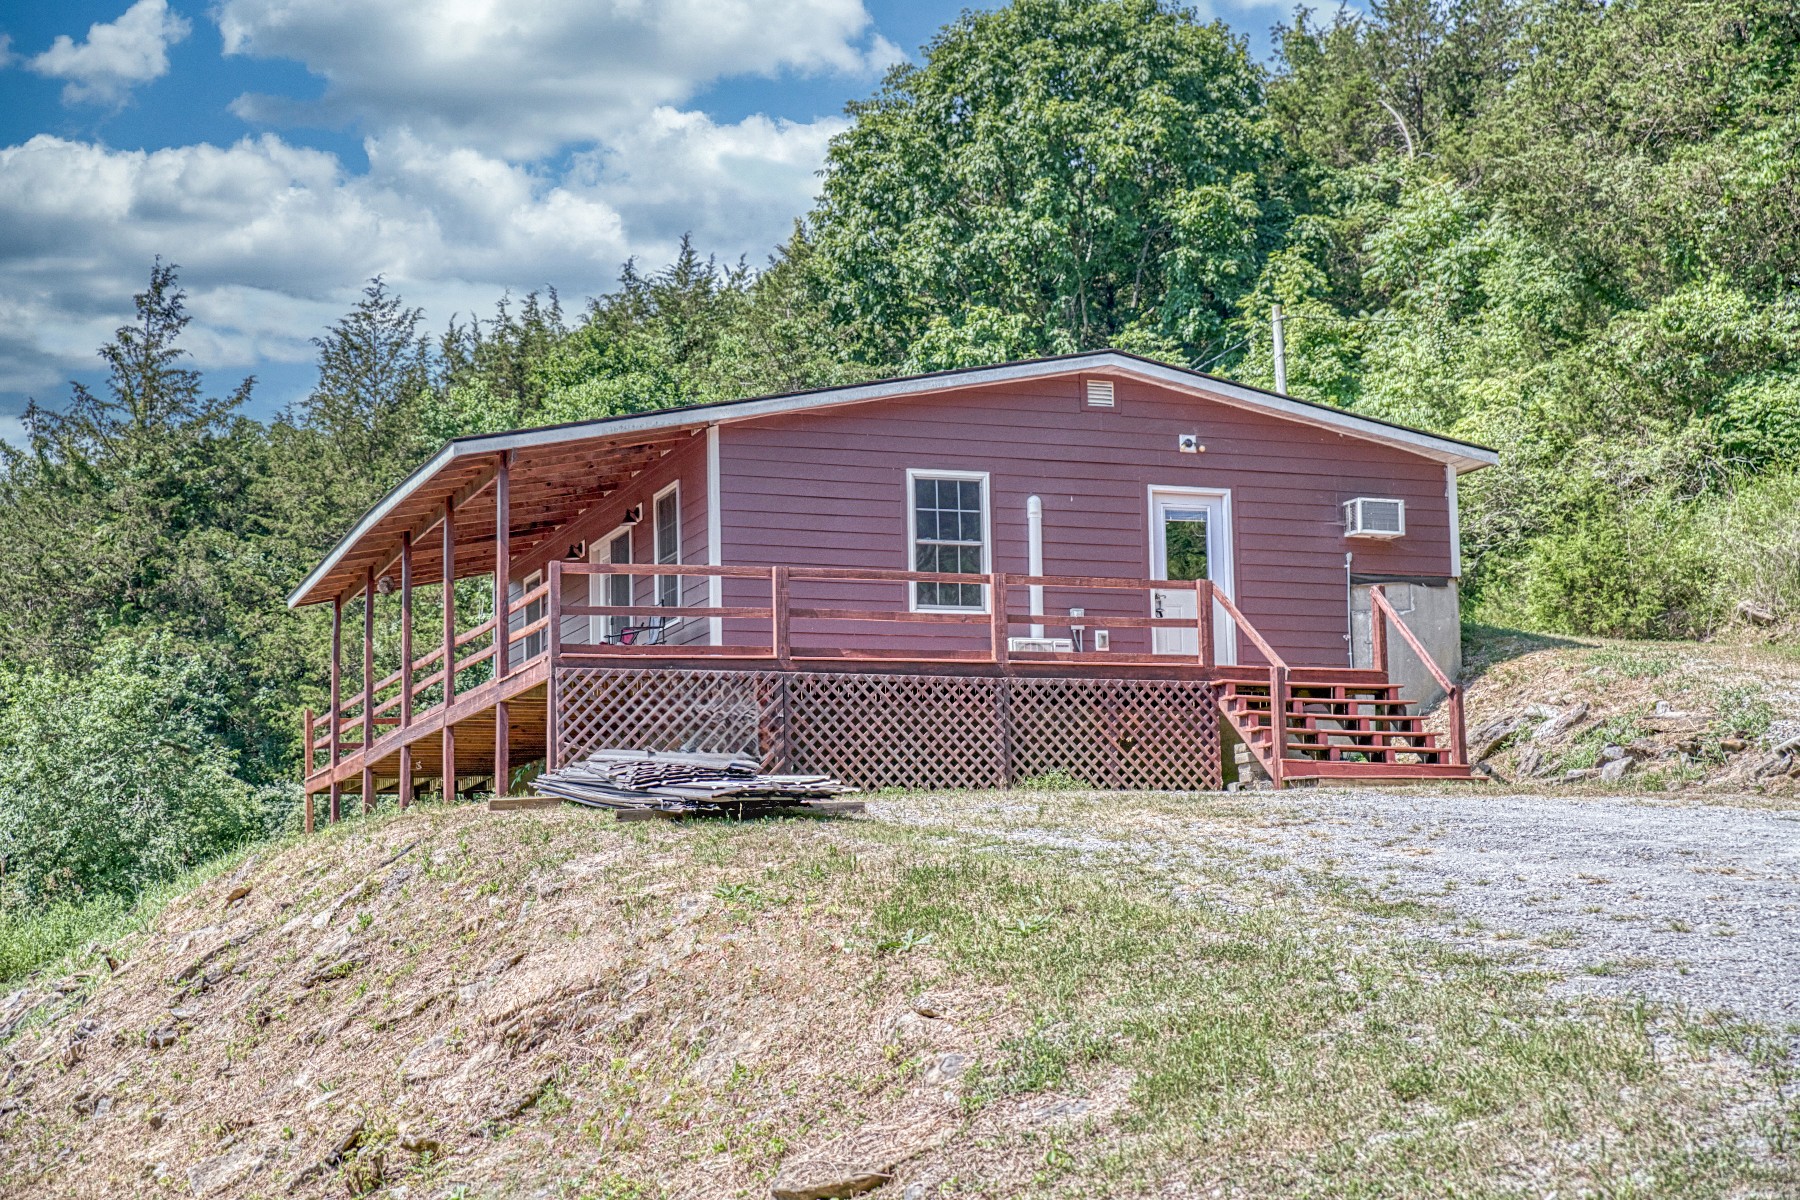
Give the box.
[1027,495,1044,639]
[1345,551,1355,667]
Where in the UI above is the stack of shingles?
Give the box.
[531,748,861,817]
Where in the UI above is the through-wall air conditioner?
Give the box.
[1344,497,1406,539]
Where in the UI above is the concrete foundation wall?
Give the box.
[1350,579,1462,709]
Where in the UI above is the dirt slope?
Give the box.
[1452,628,1800,795]
[0,808,1050,1199]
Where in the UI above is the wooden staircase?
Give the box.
[1219,676,1477,786]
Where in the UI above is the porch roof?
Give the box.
[287,350,1498,608]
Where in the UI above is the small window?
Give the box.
[910,472,988,610]
[654,484,680,614]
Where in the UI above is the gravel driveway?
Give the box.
[875,789,1800,1029]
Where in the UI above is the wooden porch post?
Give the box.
[1369,584,1388,674]
[494,450,512,681]
[990,573,1010,667]
[492,451,511,798]
[442,497,457,802]
[398,531,414,807]
[494,701,510,798]
[547,559,564,772]
[329,595,342,824]
[362,564,376,813]
[771,565,792,668]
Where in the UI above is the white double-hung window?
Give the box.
[908,469,989,611]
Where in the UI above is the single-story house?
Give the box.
[289,349,1497,821]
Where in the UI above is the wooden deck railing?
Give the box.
[1368,584,1467,766]
[546,561,1261,670]
[309,580,549,762]
[310,565,1480,791]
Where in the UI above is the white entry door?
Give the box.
[1149,487,1235,663]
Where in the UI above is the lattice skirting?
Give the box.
[556,668,1222,791]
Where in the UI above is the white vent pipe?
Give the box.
[1272,302,1288,395]
[1027,495,1045,639]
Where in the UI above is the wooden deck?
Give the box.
[302,562,1471,825]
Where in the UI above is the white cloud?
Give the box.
[0,1,894,405]
[27,0,192,105]
[217,0,897,159]
[0,118,837,395]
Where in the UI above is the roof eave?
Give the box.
[287,349,1498,608]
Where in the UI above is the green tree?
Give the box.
[811,0,1280,369]
[0,260,258,669]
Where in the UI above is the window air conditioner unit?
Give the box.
[1008,637,1075,653]
[1344,497,1405,539]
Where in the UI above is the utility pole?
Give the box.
[1271,302,1288,395]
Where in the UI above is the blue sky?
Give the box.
[0,0,1293,428]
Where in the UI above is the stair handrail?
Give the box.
[1208,588,1289,788]
[1368,585,1467,766]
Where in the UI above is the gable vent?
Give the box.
[1085,379,1116,407]
[1344,497,1406,539]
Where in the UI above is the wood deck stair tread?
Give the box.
[1218,675,1476,786]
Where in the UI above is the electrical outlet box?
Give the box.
[1094,630,1111,651]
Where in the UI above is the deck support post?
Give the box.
[771,565,791,668]
[398,530,413,807]
[494,700,510,798]
[495,450,512,681]
[442,496,457,802]
[302,707,315,834]
[362,564,376,813]
[989,572,1009,667]
[329,595,342,823]
[547,559,563,773]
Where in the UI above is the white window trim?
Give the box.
[905,468,992,614]
[588,523,634,643]
[653,480,681,622]
[1146,484,1237,666]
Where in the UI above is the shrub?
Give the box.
[0,634,265,906]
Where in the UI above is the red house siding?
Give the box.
[716,375,1454,668]
[506,431,714,648]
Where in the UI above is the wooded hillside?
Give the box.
[1,0,1796,918]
